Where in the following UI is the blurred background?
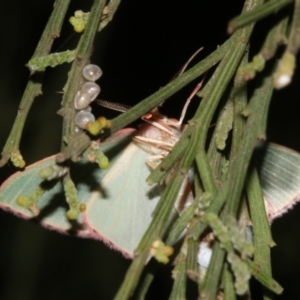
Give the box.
[0,0,299,299]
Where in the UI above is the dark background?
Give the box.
[0,0,300,299]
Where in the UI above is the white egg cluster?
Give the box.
[74,64,103,130]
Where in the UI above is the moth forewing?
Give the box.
[83,138,162,257]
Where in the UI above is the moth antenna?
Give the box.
[163,47,206,128]
[179,46,204,76]
[173,46,204,79]
[165,77,205,128]
[95,99,131,113]
[177,78,204,125]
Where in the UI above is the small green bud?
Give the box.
[226,216,254,259]
[10,150,26,168]
[215,100,233,150]
[274,51,295,89]
[39,164,68,181]
[204,213,231,251]
[227,252,250,295]
[79,203,86,212]
[15,185,45,212]
[64,180,80,220]
[150,240,174,264]
[16,195,27,207]
[97,153,109,169]
[69,10,90,33]
[85,121,102,136]
[66,209,78,220]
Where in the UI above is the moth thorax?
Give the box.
[138,123,166,139]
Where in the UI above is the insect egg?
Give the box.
[81,106,92,112]
[81,82,101,101]
[74,91,91,110]
[74,111,95,129]
[82,64,103,82]
[74,126,83,133]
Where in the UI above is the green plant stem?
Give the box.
[191,10,264,298]
[28,49,77,72]
[207,51,248,179]
[55,132,91,163]
[245,70,276,290]
[247,260,283,294]
[261,16,289,60]
[287,0,300,54]
[206,100,231,182]
[186,227,200,282]
[230,52,248,161]
[190,83,282,298]
[169,249,187,300]
[199,242,226,300]
[222,263,236,300]
[196,150,218,197]
[238,15,289,80]
[220,63,274,218]
[228,0,293,34]
[60,0,106,142]
[201,59,277,298]
[99,0,122,31]
[0,0,70,167]
[199,57,248,298]
[166,196,199,245]
[191,1,258,240]
[246,167,274,300]
[134,272,155,299]
[239,14,289,80]
[271,0,299,85]
[156,13,251,189]
[222,75,271,219]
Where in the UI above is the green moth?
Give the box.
[0,127,300,258]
